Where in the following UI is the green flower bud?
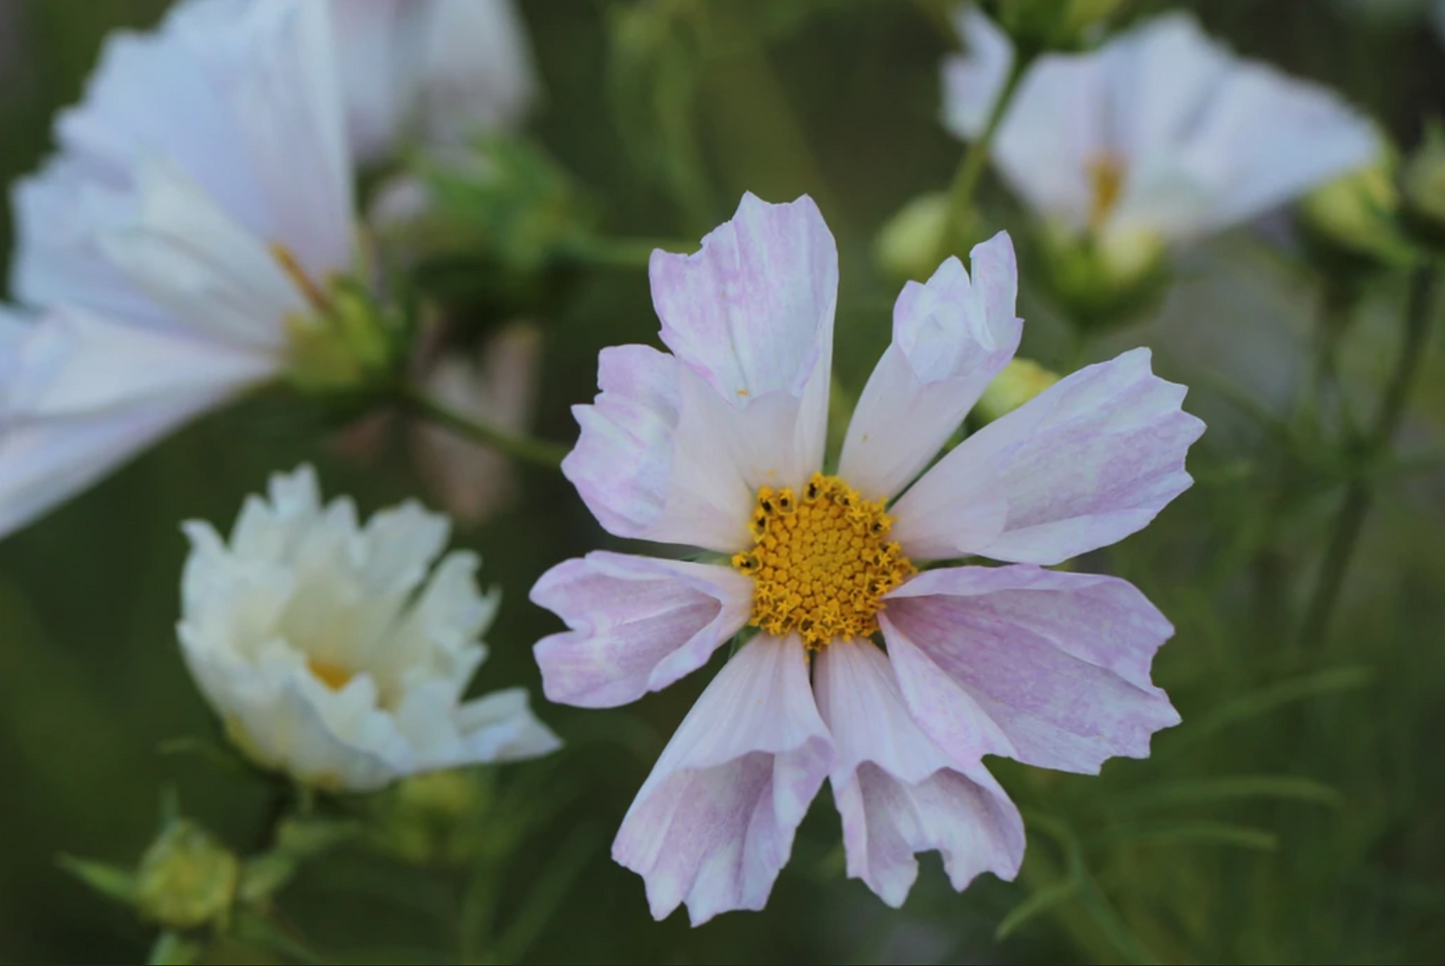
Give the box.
[985,0,1124,53]
[1401,122,1445,251]
[367,769,496,867]
[1036,221,1171,332]
[1298,150,1412,272]
[135,821,240,931]
[282,264,407,397]
[874,193,955,282]
[976,358,1061,423]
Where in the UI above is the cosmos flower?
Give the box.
[531,194,1203,923]
[1,0,360,538]
[330,0,537,164]
[180,465,559,791]
[942,10,1378,252]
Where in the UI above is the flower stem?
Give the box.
[1297,263,1438,649]
[400,387,570,470]
[558,235,697,269]
[938,49,1032,261]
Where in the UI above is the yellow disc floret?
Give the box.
[732,473,916,649]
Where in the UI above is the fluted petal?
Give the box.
[884,565,1180,774]
[892,348,1203,564]
[839,233,1021,502]
[613,634,832,925]
[815,640,1024,907]
[530,552,754,708]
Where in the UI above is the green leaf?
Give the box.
[1174,665,1373,747]
[58,854,137,906]
[1099,822,1279,852]
[147,931,201,966]
[996,878,1080,941]
[1118,776,1343,812]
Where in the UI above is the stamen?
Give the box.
[731,473,915,649]
[1087,153,1126,230]
[270,242,332,312]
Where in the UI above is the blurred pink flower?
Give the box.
[410,320,544,524]
[0,0,355,538]
[330,0,537,164]
[943,10,1379,248]
[531,194,1203,923]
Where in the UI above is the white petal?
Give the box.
[530,552,754,708]
[415,0,538,144]
[892,348,1203,564]
[839,234,1021,501]
[815,640,1024,907]
[940,6,1015,140]
[613,634,832,925]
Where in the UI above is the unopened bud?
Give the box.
[135,821,239,931]
[1037,221,1170,331]
[874,193,956,282]
[976,358,1061,423]
[1401,123,1445,250]
[1298,149,1411,270]
[368,769,494,867]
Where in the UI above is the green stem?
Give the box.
[1297,263,1438,649]
[400,387,569,470]
[559,235,697,269]
[938,49,1032,261]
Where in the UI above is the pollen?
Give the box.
[307,657,354,692]
[731,473,915,649]
[1087,153,1126,230]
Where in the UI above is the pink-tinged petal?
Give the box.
[885,565,1181,774]
[840,234,1022,502]
[613,634,832,925]
[564,344,787,552]
[893,348,1204,564]
[649,193,837,490]
[814,641,1024,907]
[529,552,753,708]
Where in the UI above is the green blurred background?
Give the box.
[2,1,1444,963]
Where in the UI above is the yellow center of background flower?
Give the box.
[731,473,915,649]
[1087,153,1126,229]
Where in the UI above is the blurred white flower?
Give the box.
[1,0,358,538]
[943,11,1379,249]
[411,321,544,525]
[331,0,537,164]
[180,465,560,791]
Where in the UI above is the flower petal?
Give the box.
[940,6,1015,140]
[414,0,538,145]
[893,348,1203,564]
[814,640,1024,907]
[839,234,1021,502]
[564,344,766,552]
[649,193,837,490]
[530,552,754,708]
[884,565,1180,774]
[613,634,832,925]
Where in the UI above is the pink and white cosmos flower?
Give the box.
[530,194,1204,924]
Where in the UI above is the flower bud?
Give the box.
[1298,150,1412,271]
[1401,123,1445,251]
[874,193,952,282]
[1036,221,1170,331]
[367,769,495,867]
[984,0,1124,52]
[135,821,240,931]
[282,268,406,396]
[975,358,1061,423]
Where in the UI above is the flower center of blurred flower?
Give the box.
[307,657,355,692]
[1088,153,1126,230]
[731,473,915,649]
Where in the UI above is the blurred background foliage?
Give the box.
[2,0,1445,963]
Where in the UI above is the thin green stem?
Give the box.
[938,50,1032,261]
[558,235,697,269]
[400,387,569,470]
[1297,263,1438,649]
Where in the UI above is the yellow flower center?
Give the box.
[308,657,355,692]
[731,473,915,649]
[1087,153,1126,230]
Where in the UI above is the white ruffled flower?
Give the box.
[180,465,559,792]
[942,10,1379,249]
[0,0,359,539]
[331,0,537,164]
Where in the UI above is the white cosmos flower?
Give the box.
[942,10,1379,249]
[0,0,355,539]
[180,465,559,791]
[331,0,537,164]
[532,194,1202,924]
